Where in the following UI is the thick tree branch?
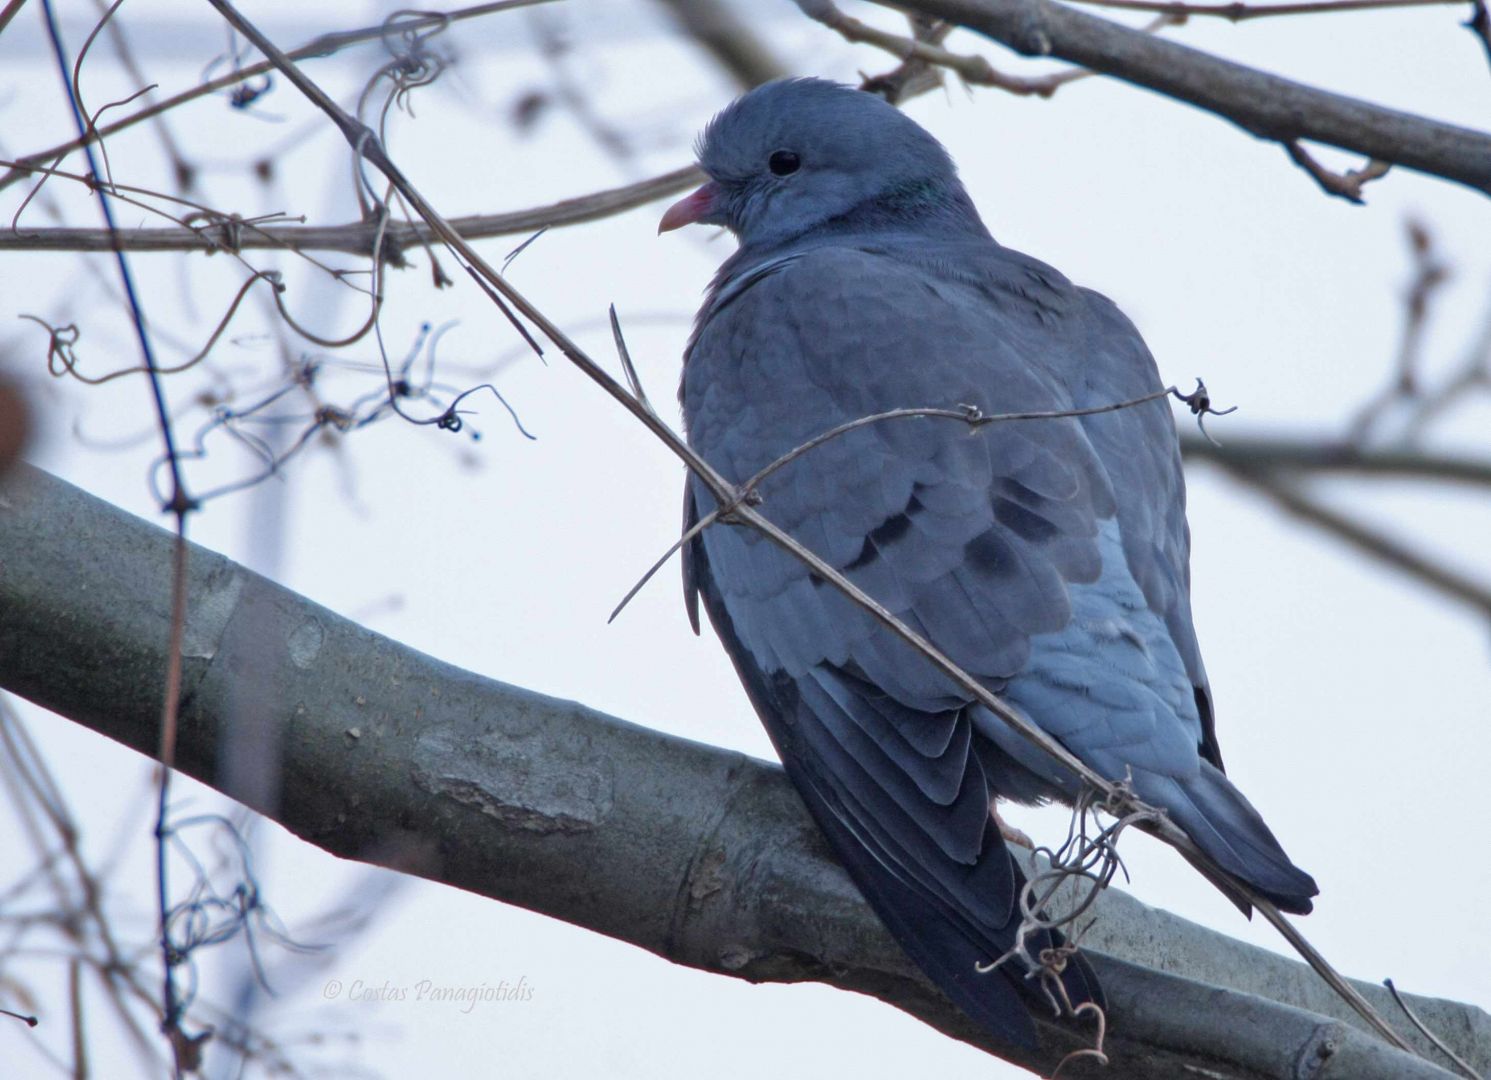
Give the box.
[881,0,1491,196]
[1,463,1486,1079]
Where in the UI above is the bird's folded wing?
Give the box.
[681,244,1142,1025]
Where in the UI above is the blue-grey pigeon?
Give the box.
[663,78,1317,1048]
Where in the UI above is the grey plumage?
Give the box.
[668,78,1316,1048]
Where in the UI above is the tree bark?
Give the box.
[0,463,1485,1079]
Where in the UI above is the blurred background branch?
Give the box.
[880,0,1491,195]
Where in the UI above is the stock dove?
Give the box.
[663,78,1317,1048]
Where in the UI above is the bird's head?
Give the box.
[660,78,983,250]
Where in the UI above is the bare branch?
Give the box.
[654,0,789,88]
[0,0,565,195]
[1179,431,1491,487]
[1350,219,1453,440]
[0,163,702,257]
[21,273,278,386]
[732,387,1183,496]
[1219,464,1491,620]
[857,16,958,103]
[35,3,207,1062]
[803,0,1102,97]
[83,0,194,191]
[1284,140,1391,203]
[1387,979,1488,1080]
[882,0,1491,196]
[0,0,30,36]
[1469,0,1491,70]
[1068,0,1467,20]
[610,386,1193,624]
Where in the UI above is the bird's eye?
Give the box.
[768,150,800,177]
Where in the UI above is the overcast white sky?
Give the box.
[3,1,1490,1077]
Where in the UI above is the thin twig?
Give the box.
[804,0,1105,97]
[609,305,655,417]
[0,162,702,257]
[1284,140,1392,203]
[858,16,957,103]
[40,2,202,1070]
[1349,219,1452,441]
[1468,0,1491,70]
[1,160,353,285]
[608,387,1188,624]
[0,0,30,36]
[0,711,156,1052]
[1403,296,1491,437]
[198,0,712,504]
[86,0,193,191]
[739,388,1180,489]
[980,782,1157,1064]
[68,956,87,1079]
[22,274,278,387]
[1386,979,1486,1080]
[0,0,565,195]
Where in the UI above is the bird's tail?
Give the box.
[1162,763,1318,914]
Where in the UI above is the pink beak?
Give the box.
[658,181,721,234]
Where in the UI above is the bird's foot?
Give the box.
[993,806,1034,849]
